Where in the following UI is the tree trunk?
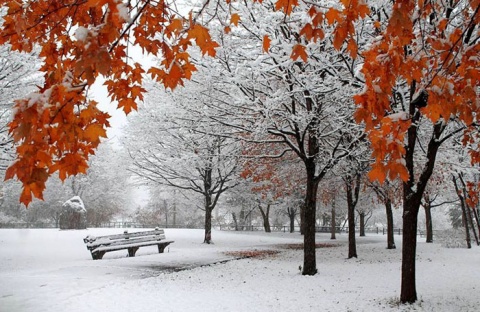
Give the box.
[359,212,366,237]
[385,198,396,249]
[172,198,177,227]
[240,209,245,230]
[347,204,357,258]
[424,203,433,243]
[300,202,305,235]
[232,212,238,231]
[453,176,472,248]
[399,100,443,304]
[302,165,319,275]
[473,208,480,240]
[467,205,479,246]
[322,213,328,226]
[287,207,296,233]
[330,202,336,240]
[204,207,213,244]
[259,204,271,233]
[203,166,214,244]
[458,174,479,245]
[462,204,472,248]
[164,200,169,227]
[345,174,360,259]
[400,193,421,303]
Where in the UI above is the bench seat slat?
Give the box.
[84,229,165,243]
[86,234,166,249]
[93,240,174,253]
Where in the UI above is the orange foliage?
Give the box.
[466,182,480,210]
[354,0,479,184]
[240,140,304,200]
[263,35,271,53]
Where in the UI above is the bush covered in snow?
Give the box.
[59,196,87,230]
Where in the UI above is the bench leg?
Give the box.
[92,251,106,260]
[157,243,169,253]
[128,247,139,257]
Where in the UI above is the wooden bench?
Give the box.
[83,228,174,260]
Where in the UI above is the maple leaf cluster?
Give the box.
[240,139,304,200]
[0,0,220,205]
[354,0,479,183]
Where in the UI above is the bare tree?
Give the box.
[125,88,241,243]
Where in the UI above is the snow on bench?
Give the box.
[83,228,174,260]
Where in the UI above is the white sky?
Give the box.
[89,45,155,142]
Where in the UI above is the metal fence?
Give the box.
[0,222,199,229]
[217,225,433,236]
[0,222,57,229]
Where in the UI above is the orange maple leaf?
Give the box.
[230,13,241,26]
[290,44,308,62]
[188,24,219,57]
[263,35,271,53]
[325,8,342,24]
[275,0,299,15]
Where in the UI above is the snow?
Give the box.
[387,112,410,122]
[62,196,86,212]
[116,1,132,23]
[0,228,479,312]
[74,27,89,41]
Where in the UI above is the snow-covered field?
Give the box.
[0,228,478,312]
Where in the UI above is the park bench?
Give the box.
[83,228,174,260]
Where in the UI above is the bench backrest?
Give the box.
[84,229,166,249]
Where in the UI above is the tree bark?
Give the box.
[347,204,357,258]
[345,174,360,259]
[453,175,472,248]
[232,212,238,231]
[287,207,296,233]
[385,198,396,249]
[204,207,213,244]
[302,163,319,275]
[458,175,480,246]
[259,203,271,233]
[300,202,305,235]
[424,202,433,243]
[467,207,479,246]
[359,212,366,237]
[400,192,421,303]
[330,202,336,240]
[204,168,213,244]
[473,208,480,241]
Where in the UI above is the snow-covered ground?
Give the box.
[0,228,478,312]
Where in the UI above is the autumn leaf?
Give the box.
[368,164,387,184]
[84,124,107,144]
[188,24,219,57]
[166,18,184,36]
[263,35,271,52]
[275,0,299,15]
[230,13,241,26]
[333,23,349,50]
[325,8,342,24]
[346,39,358,58]
[290,44,308,62]
[299,23,314,41]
